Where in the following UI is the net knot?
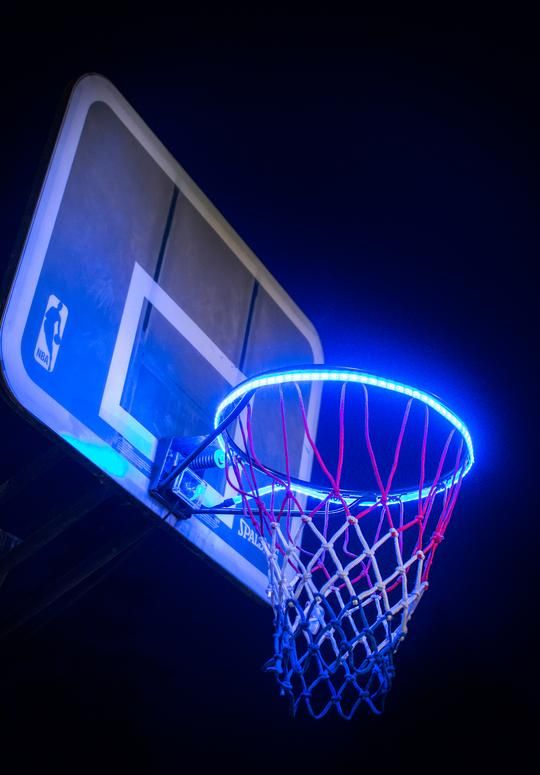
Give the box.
[432,531,444,546]
[389,527,399,538]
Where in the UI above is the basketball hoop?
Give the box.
[152,366,474,718]
[213,367,474,718]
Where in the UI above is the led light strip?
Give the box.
[214,367,474,504]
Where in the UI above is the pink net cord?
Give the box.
[223,382,465,719]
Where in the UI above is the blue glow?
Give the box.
[61,434,129,478]
[231,481,452,508]
[172,468,207,505]
[214,367,475,505]
[214,448,226,469]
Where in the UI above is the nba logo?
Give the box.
[34,295,69,372]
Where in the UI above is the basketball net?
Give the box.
[220,375,469,719]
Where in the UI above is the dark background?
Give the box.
[0,14,537,772]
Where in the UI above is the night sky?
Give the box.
[1,15,538,771]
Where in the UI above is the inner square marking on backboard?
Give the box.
[99,261,244,463]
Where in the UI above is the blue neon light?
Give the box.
[62,434,129,478]
[214,367,474,505]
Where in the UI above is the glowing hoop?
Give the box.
[210,365,475,718]
[215,366,474,506]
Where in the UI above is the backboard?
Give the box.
[0,74,323,602]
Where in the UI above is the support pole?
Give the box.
[0,483,115,578]
[0,523,152,641]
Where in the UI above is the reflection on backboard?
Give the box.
[0,75,323,602]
